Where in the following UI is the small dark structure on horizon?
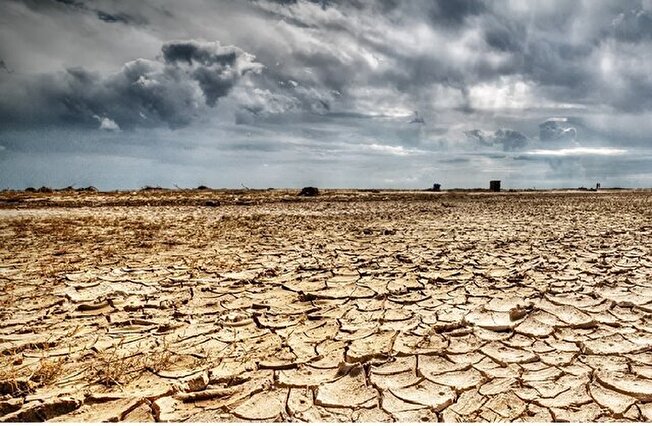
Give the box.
[490,180,501,192]
[298,187,319,196]
[432,183,441,192]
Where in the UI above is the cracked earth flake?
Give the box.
[287,387,313,416]
[539,351,576,367]
[481,392,527,420]
[418,354,469,376]
[179,371,209,392]
[51,398,146,422]
[122,403,155,421]
[640,403,652,421]
[383,309,414,321]
[380,390,427,414]
[345,330,395,363]
[232,388,288,420]
[582,333,651,355]
[632,364,652,379]
[473,327,513,341]
[0,398,81,422]
[596,371,652,401]
[370,355,416,375]
[589,381,637,414]
[536,384,593,408]
[465,310,522,331]
[550,402,604,422]
[352,407,394,422]
[258,350,297,369]
[521,366,563,382]
[307,285,375,300]
[151,396,195,422]
[514,315,555,337]
[301,319,339,342]
[314,366,377,409]
[309,341,345,369]
[276,365,340,387]
[480,341,539,365]
[479,377,518,396]
[537,300,597,328]
[369,370,420,390]
[255,314,301,329]
[580,354,630,372]
[482,364,523,379]
[389,379,455,411]
[445,333,483,353]
[423,368,484,391]
[516,403,553,422]
[393,332,447,355]
[449,388,486,415]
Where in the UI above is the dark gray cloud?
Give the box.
[19,0,148,25]
[539,118,577,142]
[609,6,652,42]
[465,128,529,151]
[0,40,261,129]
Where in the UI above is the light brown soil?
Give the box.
[0,189,651,422]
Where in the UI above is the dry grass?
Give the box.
[87,338,178,388]
[29,358,60,385]
[91,350,143,387]
[142,338,175,374]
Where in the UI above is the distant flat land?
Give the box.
[0,190,651,421]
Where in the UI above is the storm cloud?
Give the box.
[465,128,530,151]
[0,0,651,189]
[0,40,262,129]
[539,118,577,143]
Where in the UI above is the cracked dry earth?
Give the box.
[1,190,652,422]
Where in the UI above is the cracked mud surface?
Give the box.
[1,189,651,422]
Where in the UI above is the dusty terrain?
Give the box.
[0,189,651,422]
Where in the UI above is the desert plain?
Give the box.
[0,189,651,422]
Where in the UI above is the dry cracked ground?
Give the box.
[0,189,652,422]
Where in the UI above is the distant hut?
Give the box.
[298,187,319,196]
[490,180,501,192]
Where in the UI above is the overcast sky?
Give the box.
[1,0,651,189]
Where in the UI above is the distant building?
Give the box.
[490,180,501,192]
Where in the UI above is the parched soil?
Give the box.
[0,190,651,422]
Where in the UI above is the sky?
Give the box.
[1,0,651,190]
